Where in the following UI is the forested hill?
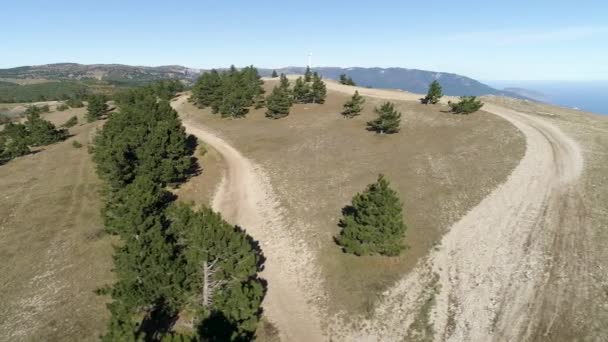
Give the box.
[0,63,527,98]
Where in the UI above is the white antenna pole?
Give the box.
[308,52,312,68]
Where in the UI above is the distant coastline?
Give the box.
[486,80,608,115]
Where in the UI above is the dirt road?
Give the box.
[173,85,587,341]
[171,97,325,342]
[325,82,586,341]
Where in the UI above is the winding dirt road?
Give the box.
[326,82,586,341]
[171,97,325,342]
[173,84,586,341]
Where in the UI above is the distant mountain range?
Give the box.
[0,63,531,99]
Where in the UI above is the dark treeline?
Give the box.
[92,86,265,341]
[191,65,264,118]
[0,108,68,164]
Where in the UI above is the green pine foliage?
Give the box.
[279,73,290,93]
[92,96,193,189]
[56,103,70,111]
[0,123,30,162]
[86,94,108,122]
[61,115,78,128]
[24,111,68,146]
[304,66,312,82]
[66,98,84,108]
[448,96,484,114]
[271,70,278,78]
[341,90,365,118]
[93,87,265,340]
[265,86,293,119]
[367,102,402,134]
[423,80,443,104]
[191,65,264,118]
[292,77,311,103]
[336,174,407,256]
[339,74,356,86]
[168,203,264,340]
[310,72,327,104]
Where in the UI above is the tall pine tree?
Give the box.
[292,77,311,103]
[336,174,407,256]
[310,72,327,104]
[304,66,312,82]
[86,94,108,122]
[265,86,292,119]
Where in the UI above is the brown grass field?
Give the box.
[2,80,607,340]
[177,80,527,316]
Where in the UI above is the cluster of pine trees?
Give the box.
[191,66,265,118]
[339,74,356,86]
[266,69,327,119]
[0,110,68,164]
[92,88,264,341]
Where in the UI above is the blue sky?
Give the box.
[2,0,607,80]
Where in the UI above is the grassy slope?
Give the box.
[0,108,113,341]
[178,80,527,315]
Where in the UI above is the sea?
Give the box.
[486,80,608,116]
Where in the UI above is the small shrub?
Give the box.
[72,140,83,148]
[62,115,78,128]
[448,96,484,114]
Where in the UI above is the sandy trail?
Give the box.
[171,97,325,342]
[324,82,585,341]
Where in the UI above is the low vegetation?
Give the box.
[72,140,83,148]
[449,96,484,114]
[367,102,402,134]
[92,88,265,340]
[66,98,84,108]
[336,174,407,256]
[56,102,69,111]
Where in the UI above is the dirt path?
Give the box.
[171,97,326,342]
[325,82,585,341]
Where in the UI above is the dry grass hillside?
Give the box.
[0,107,112,341]
[177,79,527,315]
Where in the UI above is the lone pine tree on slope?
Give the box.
[336,174,407,256]
[423,80,443,104]
[367,102,401,134]
[341,90,365,118]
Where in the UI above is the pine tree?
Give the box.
[341,91,365,118]
[279,73,290,92]
[23,111,68,146]
[92,97,193,189]
[168,203,264,339]
[423,80,443,104]
[265,86,292,119]
[448,96,484,114]
[271,70,278,78]
[86,94,108,122]
[336,174,407,256]
[304,66,312,82]
[367,102,401,134]
[292,77,311,103]
[310,72,327,104]
[192,70,222,109]
[0,123,30,160]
